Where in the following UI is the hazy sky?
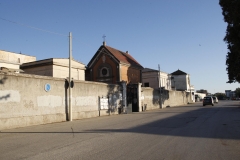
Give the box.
[0,0,239,93]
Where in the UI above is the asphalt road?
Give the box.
[1,100,240,160]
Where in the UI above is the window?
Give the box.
[144,83,149,87]
[100,67,109,77]
[98,63,112,78]
[102,68,108,76]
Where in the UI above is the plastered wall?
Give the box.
[141,87,191,110]
[0,72,193,130]
[0,72,122,130]
[0,50,36,63]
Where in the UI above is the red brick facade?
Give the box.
[86,43,143,84]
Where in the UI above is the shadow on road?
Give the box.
[1,105,240,140]
[85,106,240,140]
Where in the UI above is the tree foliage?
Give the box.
[235,87,240,97]
[214,92,227,100]
[219,0,240,83]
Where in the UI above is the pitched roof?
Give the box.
[88,44,143,69]
[171,69,187,75]
[142,68,158,72]
[142,68,169,74]
[105,46,142,67]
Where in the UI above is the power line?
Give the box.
[0,17,68,37]
[0,17,97,48]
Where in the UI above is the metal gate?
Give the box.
[127,84,138,112]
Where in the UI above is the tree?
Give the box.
[219,0,240,83]
[196,89,208,94]
[214,92,227,100]
[235,87,240,97]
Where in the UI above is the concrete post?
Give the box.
[138,83,142,112]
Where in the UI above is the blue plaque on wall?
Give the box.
[45,83,51,92]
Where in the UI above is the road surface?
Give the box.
[0,100,240,160]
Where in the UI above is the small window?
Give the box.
[100,67,109,77]
[144,83,149,87]
[102,68,108,76]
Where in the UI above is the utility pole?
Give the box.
[158,64,162,109]
[188,74,192,103]
[69,32,72,121]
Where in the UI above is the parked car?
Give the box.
[212,96,218,103]
[203,96,214,106]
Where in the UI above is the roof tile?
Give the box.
[105,46,143,68]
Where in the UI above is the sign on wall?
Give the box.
[44,83,51,92]
[100,97,108,110]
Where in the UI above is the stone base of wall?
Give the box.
[73,110,118,120]
[0,110,122,130]
[0,114,66,130]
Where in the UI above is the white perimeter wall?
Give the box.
[141,87,192,110]
[0,73,122,130]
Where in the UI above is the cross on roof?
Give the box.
[102,34,106,42]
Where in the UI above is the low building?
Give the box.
[195,93,206,101]
[171,69,194,91]
[21,58,86,80]
[0,49,36,73]
[225,90,235,99]
[171,69,195,102]
[142,68,172,90]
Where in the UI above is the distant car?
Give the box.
[212,96,218,103]
[203,96,214,106]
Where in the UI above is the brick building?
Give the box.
[86,42,143,84]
